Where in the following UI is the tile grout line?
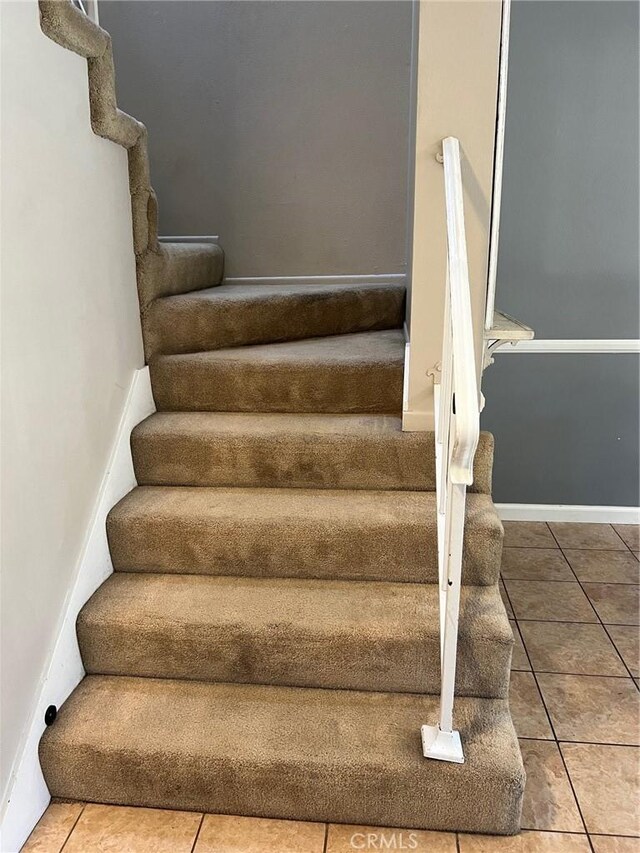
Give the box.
[517,736,640,747]
[531,525,610,850]
[501,571,563,747]
[58,802,86,853]
[515,669,633,680]
[510,525,594,845]
[590,832,640,839]
[549,520,629,553]
[516,617,637,626]
[504,545,635,553]
[505,577,638,585]
[601,623,640,687]
[502,575,591,839]
[610,524,633,553]
[504,534,602,626]
[509,618,531,673]
[189,813,206,853]
[507,526,639,674]
[552,530,640,683]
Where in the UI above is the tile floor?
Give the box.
[22,522,639,852]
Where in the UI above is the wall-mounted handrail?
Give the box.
[422,136,480,765]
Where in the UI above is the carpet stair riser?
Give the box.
[106,488,504,586]
[150,330,405,413]
[137,243,225,332]
[77,574,512,698]
[145,282,405,357]
[132,414,494,492]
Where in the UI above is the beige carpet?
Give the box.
[37,3,523,833]
[149,329,406,413]
[106,486,503,585]
[41,676,524,835]
[40,280,524,833]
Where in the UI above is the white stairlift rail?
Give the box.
[422,137,480,765]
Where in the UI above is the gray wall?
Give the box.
[482,355,639,506]
[482,0,639,506]
[100,0,413,278]
[102,0,639,506]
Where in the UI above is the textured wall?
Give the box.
[1,0,143,806]
[482,0,639,506]
[100,0,413,278]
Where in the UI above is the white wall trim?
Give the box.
[0,367,155,853]
[402,341,434,431]
[403,409,434,431]
[222,273,407,287]
[497,503,640,524]
[495,339,640,354]
[158,235,219,244]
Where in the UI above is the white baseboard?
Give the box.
[401,341,434,432]
[0,367,155,853]
[402,409,434,431]
[158,235,219,244]
[222,273,406,287]
[497,503,640,524]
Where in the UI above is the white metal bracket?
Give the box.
[483,310,535,370]
[483,337,518,369]
[421,725,465,764]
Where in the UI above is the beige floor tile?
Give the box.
[564,551,640,585]
[519,621,627,676]
[458,831,591,851]
[509,672,553,739]
[590,837,640,853]
[22,803,84,852]
[63,804,202,853]
[519,739,583,832]
[194,814,326,853]
[503,522,557,549]
[505,580,598,623]
[537,674,640,745]
[326,824,456,852]
[549,523,627,551]
[583,584,640,625]
[500,580,514,617]
[501,549,575,581]
[607,625,640,677]
[561,743,640,836]
[613,525,640,552]
[510,621,531,671]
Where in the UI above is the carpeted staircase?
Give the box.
[34,0,524,834]
[39,261,525,834]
